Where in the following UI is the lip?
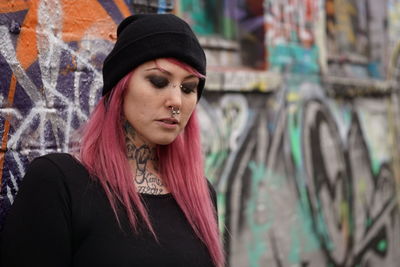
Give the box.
[156,117,179,129]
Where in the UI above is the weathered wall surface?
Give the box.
[1,0,400,267]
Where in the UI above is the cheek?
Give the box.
[181,100,197,126]
[123,102,147,127]
[123,94,142,126]
[122,95,133,118]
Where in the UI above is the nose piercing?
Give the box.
[170,106,180,116]
[172,84,183,89]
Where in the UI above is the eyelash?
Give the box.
[147,76,197,94]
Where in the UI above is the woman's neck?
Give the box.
[124,121,169,195]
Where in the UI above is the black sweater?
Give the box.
[0,153,216,267]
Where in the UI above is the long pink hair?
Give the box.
[79,58,224,267]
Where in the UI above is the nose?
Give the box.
[165,84,182,109]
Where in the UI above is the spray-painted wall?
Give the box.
[1,1,400,267]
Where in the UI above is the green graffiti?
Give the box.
[248,239,267,267]
[180,0,216,35]
[205,150,228,181]
[377,240,387,252]
[343,109,352,125]
[179,0,236,39]
[288,110,303,169]
[287,105,325,260]
[371,157,380,176]
[222,16,237,40]
[316,200,334,250]
[269,44,320,75]
[288,192,320,264]
[366,217,372,228]
[247,161,322,266]
[247,161,270,267]
[217,193,226,232]
[288,227,301,263]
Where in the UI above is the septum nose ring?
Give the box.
[170,85,181,116]
[170,106,180,116]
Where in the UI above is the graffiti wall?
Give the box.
[1,0,400,267]
[201,88,400,267]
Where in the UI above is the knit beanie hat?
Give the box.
[102,14,206,99]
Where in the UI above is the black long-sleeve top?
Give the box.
[0,153,216,267]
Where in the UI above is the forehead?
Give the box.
[137,59,194,77]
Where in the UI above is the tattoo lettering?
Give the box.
[137,185,164,195]
[134,145,164,194]
[124,128,165,194]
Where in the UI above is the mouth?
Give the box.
[158,118,179,125]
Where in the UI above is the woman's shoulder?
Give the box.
[16,153,97,212]
[26,152,91,187]
[32,152,81,168]
[31,152,85,170]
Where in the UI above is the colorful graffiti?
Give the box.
[325,0,388,79]
[200,86,399,266]
[0,0,137,228]
[178,0,219,35]
[179,0,266,69]
[265,0,321,74]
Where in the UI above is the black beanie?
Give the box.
[102,14,206,99]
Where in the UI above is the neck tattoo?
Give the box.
[124,121,166,195]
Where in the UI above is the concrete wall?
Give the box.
[1,0,400,266]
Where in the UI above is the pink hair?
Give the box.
[79,58,224,266]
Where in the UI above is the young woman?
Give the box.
[1,14,224,267]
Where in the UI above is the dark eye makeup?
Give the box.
[147,75,169,89]
[146,75,198,94]
[180,82,198,94]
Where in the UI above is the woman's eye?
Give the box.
[148,76,169,88]
[181,82,198,94]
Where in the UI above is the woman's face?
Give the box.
[123,59,199,146]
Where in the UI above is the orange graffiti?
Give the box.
[0,75,17,187]
[114,0,131,18]
[61,0,117,42]
[0,0,131,185]
[14,0,39,70]
[6,0,131,70]
[0,0,29,13]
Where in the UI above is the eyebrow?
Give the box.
[145,67,197,80]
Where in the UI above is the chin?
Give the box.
[152,135,179,146]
